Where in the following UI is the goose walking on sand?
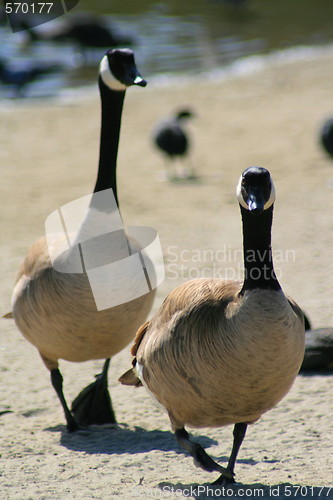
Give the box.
[7,49,156,431]
[120,166,305,484]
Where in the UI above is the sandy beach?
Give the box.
[1,48,333,499]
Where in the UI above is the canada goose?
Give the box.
[120,166,305,484]
[153,108,195,180]
[0,58,62,98]
[8,48,155,431]
[320,117,333,159]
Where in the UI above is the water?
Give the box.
[1,0,333,98]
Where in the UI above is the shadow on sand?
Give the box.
[46,423,221,457]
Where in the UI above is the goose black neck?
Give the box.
[93,77,126,206]
[240,205,281,293]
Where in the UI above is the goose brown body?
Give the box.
[132,279,304,430]
[12,235,154,370]
[120,166,305,483]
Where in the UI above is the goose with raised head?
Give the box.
[9,48,155,431]
[120,167,305,484]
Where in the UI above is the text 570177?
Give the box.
[5,3,54,14]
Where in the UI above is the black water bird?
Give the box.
[153,108,196,180]
[0,58,61,97]
[22,14,136,51]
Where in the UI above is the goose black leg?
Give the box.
[50,368,78,432]
[71,358,116,426]
[212,422,248,485]
[175,428,234,480]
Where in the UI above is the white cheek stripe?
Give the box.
[264,182,275,209]
[99,55,127,91]
[236,176,275,210]
[236,177,249,210]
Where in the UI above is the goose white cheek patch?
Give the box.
[99,55,127,91]
[45,188,165,310]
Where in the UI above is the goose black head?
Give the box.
[99,48,147,91]
[236,166,275,215]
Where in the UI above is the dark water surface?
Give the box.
[1,0,333,97]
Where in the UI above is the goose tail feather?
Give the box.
[2,312,13,319]
[118,368,143,387]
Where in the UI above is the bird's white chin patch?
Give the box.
[263,182,275,209]
[236,176,276,210]
[236,177,249,210]
[99,55,127,91]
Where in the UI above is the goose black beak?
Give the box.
[133,75,147,87]
[123,66,147,87]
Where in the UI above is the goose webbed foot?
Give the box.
[71,358,116,426]
[50,368,79,432]
[175,428,234,480]
[66,417,80,432]
[211,475,235,486]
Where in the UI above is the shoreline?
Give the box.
[1,42,333,109]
